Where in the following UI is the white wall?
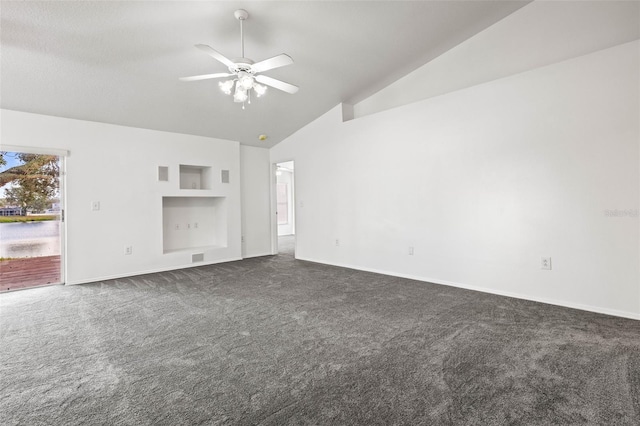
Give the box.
[271,40,640,319]
[240,145,272,258]
[1,110,242,284]
[355,0,639,118]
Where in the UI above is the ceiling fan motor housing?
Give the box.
[230,58,254,74]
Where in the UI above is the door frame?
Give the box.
[270,160,296,255]
[2,144,69,285]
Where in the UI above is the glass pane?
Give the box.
[0,151,62,291]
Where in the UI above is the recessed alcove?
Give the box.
[162,196,227,254]
[179,165,212,190]
[158,166,169,182]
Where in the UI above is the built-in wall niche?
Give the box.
[179,165,212,190]
[158,166,169,182]
[162,196,227,254]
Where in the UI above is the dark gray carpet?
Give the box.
[1,236,639,425]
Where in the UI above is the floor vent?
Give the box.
[192,253,204,263]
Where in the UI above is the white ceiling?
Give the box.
[1,1,529,148]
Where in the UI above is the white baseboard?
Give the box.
[295,255,640,321]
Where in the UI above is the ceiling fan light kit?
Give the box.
[180,9,298,109]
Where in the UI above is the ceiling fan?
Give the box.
[180,9,298,108]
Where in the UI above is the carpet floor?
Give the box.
[1,236,639,425]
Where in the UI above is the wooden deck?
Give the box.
[0,256,61,291]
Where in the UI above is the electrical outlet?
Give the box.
[124,246,133,255]
[541,257,552,270]
[194,222,198,229]
[335,239,340,247]
[91,201,100,211]
[408,246,414,256]
[175,224,180,230]
[187,223,191,229]
[241,236,245,243]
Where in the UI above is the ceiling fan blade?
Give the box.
[251,54,293,73]
[179,73,234,82]
[194,44,235,68]
[255,75,299,94]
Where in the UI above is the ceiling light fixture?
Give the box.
[233,84,248,103]
[218,80,234,95]
[219,11,268,109]
[253,83,267,97]
[180,9,298,110]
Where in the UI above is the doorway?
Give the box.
[275,161,295,255]
[0,149,65,291]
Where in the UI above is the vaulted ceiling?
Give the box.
[1,1,530,147]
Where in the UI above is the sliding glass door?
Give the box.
[0,151,64,291]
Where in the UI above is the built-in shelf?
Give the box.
[162,196,227,254]
[162,245,225,255]
[179,165,212,190]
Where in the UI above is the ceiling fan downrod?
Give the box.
[234,9,249,59]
